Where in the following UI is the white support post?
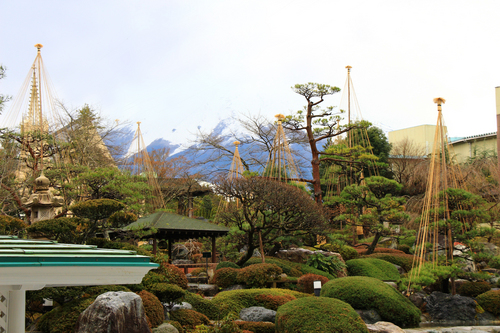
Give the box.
[0,288,8,333]
[9,288,26,333]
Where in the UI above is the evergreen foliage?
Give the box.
[346,258,400,280]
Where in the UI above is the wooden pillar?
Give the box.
[152,237,157,255]
[211,236,217,264]
[168,238,173,263]
[495,87,500,174]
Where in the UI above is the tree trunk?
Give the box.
[365,231,382,255]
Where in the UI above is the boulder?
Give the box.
[170,301,192,311]
[356,309,382,324]
[75,291,151,333]
[152,323,179,333]
[408,291,427,309]
[187,283,219,296]
[425,291,477,322]
[240,306,276,323]
[393,264,406,275]
[172,245,189,260]
[366,321,405,333]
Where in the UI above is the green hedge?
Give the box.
[320,276,421,328]
[346,258,400,280]
[242,257,335,280]
[362,253,415,272]
[275,297,369,333]
[211,288,311,318]
[458,281,492,298]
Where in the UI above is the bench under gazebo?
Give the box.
[123,211,230,269]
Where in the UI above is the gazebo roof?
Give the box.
[0,235,158,286]
[123,211,230,239]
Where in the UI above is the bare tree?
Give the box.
[389,138,427,187]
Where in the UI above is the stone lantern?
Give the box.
[24,172,63,224]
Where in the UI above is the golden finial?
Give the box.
[346,65,352,72]
[433,97,446,112]
[275,114,285,122]
[233,141,240,146]
[34,44,43,53]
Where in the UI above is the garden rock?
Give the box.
[152,323,179,333]
[75,291,150,333]
[187,283,219,296]
[366,321,405,333]
[240,306,276,323]
[356,309,382,324]
[425,291,476,322]
[409,291,427,309]
[489,276,500,285]
[170,301,192,311]
[394,264,406,275]
[172,245,189,259]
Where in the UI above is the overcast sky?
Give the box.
[1,1,499,146]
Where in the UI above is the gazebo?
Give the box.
[123,211,230,265]
[0,236,158,333]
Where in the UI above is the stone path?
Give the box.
[404,326,500,333]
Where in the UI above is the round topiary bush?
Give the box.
[363,253,416,272]
[216,261,241,270]
[236,321,276,333]
[476,290,500,315]
[321,276,421,328]
[297,273,330,294]
[254,293,296,311]
[147,283,185,308]
[275,297,369,333]
[458,281,492,298]
[237,263,283,288]
[137,290,164,328]
[160,262,189,289]
[211,288,310,318]
[213,267,240,289]
[169,309,210,328]
[346,258,400,280]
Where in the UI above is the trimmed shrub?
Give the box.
[169,309,210,328]
[236,321,276,333]
[190,267,207,276]
[37,297,94,333]
[181,291,220,320]
[166,320,184,333]
[363,253,416,272]
[276,297,369,333]
[476,290,500,315]
[147,283,185,308]
[237,263,283,288]
[356,247,405,255]
[160,262,189,289]
[211,288,311,318]
[216,261,241,270]
[489,255,500,269]
[397,244,411,254]
[320,243,359,261]
[458,281,492,298]
[346,258,400,280]
[254,294,296,310]
[297,274,330,294]
[213,267,240,289]
[242,257,335,279]
[321,276,421,328]
[137,290,164,328]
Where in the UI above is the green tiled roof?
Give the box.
[123,212,230,235]
[0,236,158,268]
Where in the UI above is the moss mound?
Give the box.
[346,258,400,280]
[275,297,368,333]
[169,309,210,328]
[181,291,220,320]
[321,276,421,328]
[363,253,415,272]
[211,288,311,317]
[458,281,492,298]
[476,290,500,315]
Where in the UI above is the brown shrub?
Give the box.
[137,290,164,328]
[297,273,330,294]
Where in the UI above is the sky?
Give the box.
[1,1,500,147]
